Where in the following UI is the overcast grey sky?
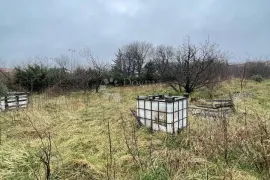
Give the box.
[0,0,270,67]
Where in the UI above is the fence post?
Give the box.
[4,96,8,111]
[16,95,19,110]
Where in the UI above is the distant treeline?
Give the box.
[1,37,270,94]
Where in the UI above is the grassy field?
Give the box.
[0,79,269,179]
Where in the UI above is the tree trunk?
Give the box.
[184,83,193,93]
[95,84,99,93]
[46,164,51,180]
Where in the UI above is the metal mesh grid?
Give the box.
[137,95,188,133]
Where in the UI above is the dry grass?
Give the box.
[0,80,269,179]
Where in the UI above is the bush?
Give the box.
[251,74,264,83]
[14,64,69,92]
[14,64,48,92]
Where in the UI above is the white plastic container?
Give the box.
[137,95,188,133]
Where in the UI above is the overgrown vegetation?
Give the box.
[0,79,269,179]
[0,37,270,179]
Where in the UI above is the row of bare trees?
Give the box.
[113,38,228,93]
[4,37,269,94]
[229,61,270,79]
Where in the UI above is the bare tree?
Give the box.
[240,63,248,91]
[72,67,90,91]
[53,55,71,84]
[55,55,70,70]
[153,45,175,82]
[113,41,153,77]
[81,47,108,93]
[228,60,249,91]
[25,113,53,180]
[132,41,153,76]
[170,37,227,93]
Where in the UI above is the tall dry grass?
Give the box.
[0,80,269,179]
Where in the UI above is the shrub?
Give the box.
[251,74,264,83]
[14,64,48,92]
[14,64,70,92]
